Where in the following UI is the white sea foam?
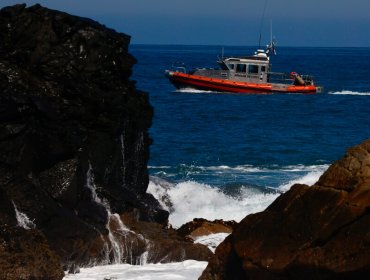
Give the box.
[148,164,328,227]
[278,164,328,192]
[176,88,215,94]
[148,180,278,228]
[12,201,35,230]
[329,90,370,96]
[194,233,230,253]
[85,162,102,204]
[63,260,208,280]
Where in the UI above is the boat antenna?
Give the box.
[258,0,269,49]
[266,20,277,56]
[270,20,272,46]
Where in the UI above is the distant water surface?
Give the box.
[129,44,370,225]
[132,46,369,178]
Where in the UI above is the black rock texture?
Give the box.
[0,3,168,272]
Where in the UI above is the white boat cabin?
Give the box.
[218,50,271,83]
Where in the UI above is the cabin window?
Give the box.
[236,64,246,73]
[227,63,235,70]
[261,66,266,72]
[248,64,259,74]
[220,62,228,70]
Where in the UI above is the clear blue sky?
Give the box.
[1,0,370,47]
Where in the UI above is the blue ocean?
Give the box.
[130,45,370,226]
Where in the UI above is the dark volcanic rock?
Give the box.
[119,212,213,263]
[0,225,64,280]
[200,139,370,280]
[0,3,168,273]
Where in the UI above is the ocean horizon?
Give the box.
[131,43,370,49]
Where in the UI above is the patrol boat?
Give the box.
[165,43,322,94]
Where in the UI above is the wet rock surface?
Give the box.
[177,218,235,240]
[0,3,169,276]
[200,139,370,280]
[119,212,213,263]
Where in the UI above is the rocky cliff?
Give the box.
[200,139,370,280]
[0,4,211,278]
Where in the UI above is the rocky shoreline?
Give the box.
[1,3,370,280]
[0,4,212,279]
[200,140,370,279]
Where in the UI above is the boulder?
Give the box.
[177,218,235,240]
[119,212,213,263]
[200,139,370,280]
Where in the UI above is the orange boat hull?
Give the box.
[166,71,320,94]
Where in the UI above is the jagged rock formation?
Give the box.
[118,212,213,263]
[200,139,370,280]
[0,4,210,277]
[177,218,235,240]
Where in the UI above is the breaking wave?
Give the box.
[149,163,329,188]
[148,164,328,228]
[194,233,230,253]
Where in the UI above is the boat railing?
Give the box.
[268,72,291,84]
[268,72,315,85]
[191,68,315,85]
[300,75,315,85]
